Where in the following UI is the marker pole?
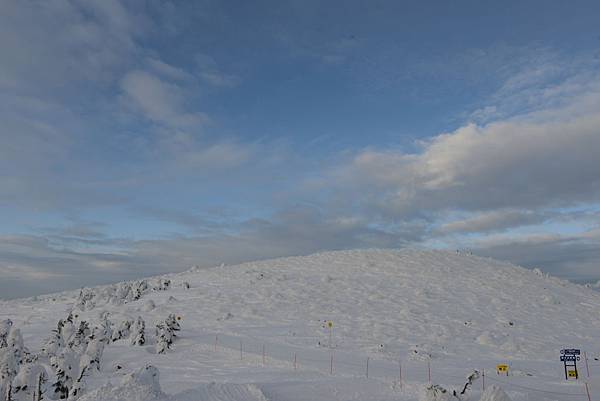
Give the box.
[330,353,334,375]
[585,382,592,401]
[366,357,369,378]
[428,360,431,383]
[584,352,590,378]
[482,369,485,391]
[399,361,403,390]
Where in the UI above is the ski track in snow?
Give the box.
[1,249,599,401]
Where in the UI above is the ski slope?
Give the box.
[1,249,599,401]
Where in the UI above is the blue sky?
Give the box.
[2,0,600,298]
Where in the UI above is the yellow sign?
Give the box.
[496,364,509,375]
[327,321,333,328]
[568,370,578,378]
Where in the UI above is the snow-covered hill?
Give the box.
[1,249,599,401]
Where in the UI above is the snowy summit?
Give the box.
[0,249,599,401]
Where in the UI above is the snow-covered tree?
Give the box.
[111,319,133,342]
[68,321,91,352]
[153,279,171,291]
[41,328,65,358]
[154,324,173,354]
[75,288,96,311]
[58,315,76,347]
[0,319,12,349]
[50,351,79,399]
[6,328,29,365]
[12,363,47,398]
[0,349,18,400]
[164,314,181,336]
[130,317,145,346]
[80,336,105,373]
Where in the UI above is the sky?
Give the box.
[1,0,600,299]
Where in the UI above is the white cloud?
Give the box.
[120,70,208,128]
[331,82,600,218]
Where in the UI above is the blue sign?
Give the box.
[561,355,579,362]
[561,349,581,355]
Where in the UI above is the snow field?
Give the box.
[1,249,600,400]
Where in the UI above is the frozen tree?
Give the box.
[164,314,181,336]
[154,324,173,354]
[7,328,29,365]
[75,289,96,311]
[80,336,105,373]
[153,279,171,291]
[0,319,12,349]
[12,363,47,398]
[58,315,76,347]
[50,351,79,399]
[131,280,149,300]
[111,319,133,342]
[68,321,91,352]
[0,349,18,401]
[42,327,65,358]
[130,317,146,346]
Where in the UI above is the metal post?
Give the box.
[366,357,369,378]
[330,353,334,375]
[585,352,590,378]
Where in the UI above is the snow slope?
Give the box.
[1,249,599,401]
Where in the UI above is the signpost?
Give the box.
[560,349,581,380]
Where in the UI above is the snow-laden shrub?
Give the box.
[76,365,165,401]
[420,384,454,401]
[479,385,512,401]
[130,317,146,346]
[153,279,171,291]
[182,281,190,289]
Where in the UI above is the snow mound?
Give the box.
[78,365,166,401]
[479,385,512,401]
